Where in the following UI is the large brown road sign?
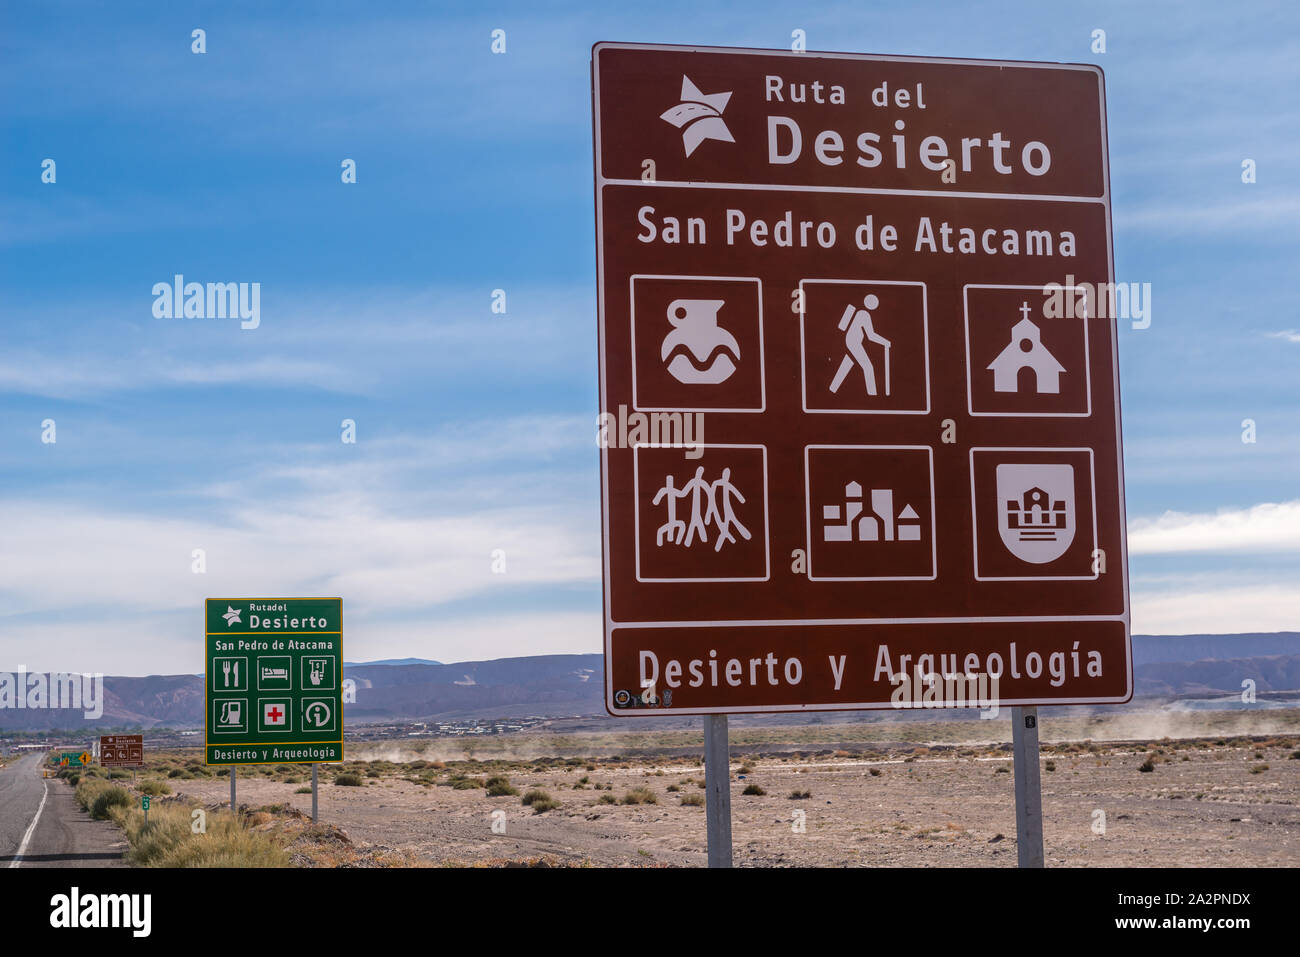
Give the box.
[593,43,1130,713]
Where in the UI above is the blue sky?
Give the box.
[2,0,1298,674]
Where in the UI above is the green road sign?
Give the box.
[204,598,344,766]
[58,751,88,767]
[141,795,150,811]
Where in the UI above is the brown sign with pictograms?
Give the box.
[593,43,1130,714]
[99,734,144,768]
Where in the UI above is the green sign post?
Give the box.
[204,598,343,766]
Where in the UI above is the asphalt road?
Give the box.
[0,754,126,867]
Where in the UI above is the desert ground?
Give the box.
[135,707,1300,867]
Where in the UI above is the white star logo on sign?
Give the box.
[660,75,734,156]
[222,605,241,626]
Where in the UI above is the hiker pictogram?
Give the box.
[830,295,891,396]
[799,280,930,415]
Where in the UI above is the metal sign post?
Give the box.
[703,714,733,867]
[1012,706,1045,867]
[230,766,237,813]
[311,763,319,823]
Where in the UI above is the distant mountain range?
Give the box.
[1130,634,1300,697]
[1,634,1297,731]
[343,657,443,667]
[1131,633,1300,664]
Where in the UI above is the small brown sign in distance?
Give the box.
[100,734,144,768]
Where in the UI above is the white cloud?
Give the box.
[346,610,601,669]
[0,350,349,399]
[0,616,189,675]
[1132,583,1300,636]
[0,495,598,621]
[1266,329,1300,344]
[259,414,593,491]
[0,609,602,675]
[4,13,592,143]
[1104,498,1300,633]
[0,491,600,674]
[0,284,594,400]
[1122,432,1300,485]
[1128,500,1300,554]
[1115,196,1300,234]
[0,413,603,673]
[11,480,1300,671]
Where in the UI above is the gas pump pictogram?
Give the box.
[212,698,248,733]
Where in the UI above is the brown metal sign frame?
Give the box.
[594,43,1131,715]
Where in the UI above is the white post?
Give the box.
[1011,706,1045,868]
[230,766,237,813]
[311,764,319,823]
[703,714,733,868]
